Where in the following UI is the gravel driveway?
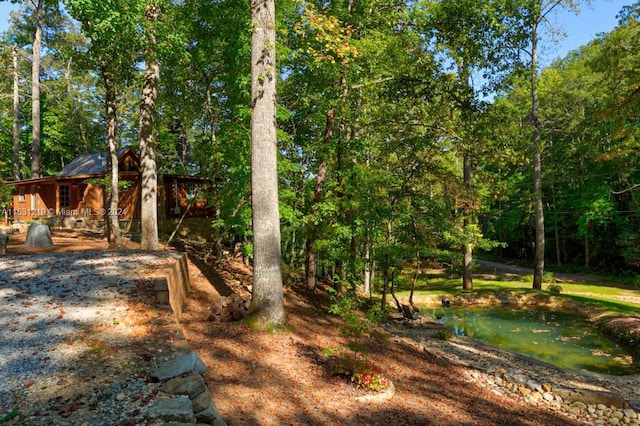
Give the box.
[0,250,186,425]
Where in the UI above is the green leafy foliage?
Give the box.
[0,184,13,209]
[83,177,131,193]
[430,330,452,341]
[326,286,387,389]
[1,0,639,287]
[521,272,555,284]
[334,359,389,391]
[547,283,563,294]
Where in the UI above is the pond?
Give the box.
[424,305,637,375]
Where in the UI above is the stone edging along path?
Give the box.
[387,291,640,424]
[384,318,640,425]
[0,249,228,425]
[147,352,226,425]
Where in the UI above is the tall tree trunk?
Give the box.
[30,0,44,178]
[584,230,590,269]
[246,0,286,329]
[462,151,473,290]
[12,45,21,181]
[530,18,544,290]
[104,69,121,248]
[305,107,333,290]
[205,86,223,263]
[139,2,160,251]
[551,173,561,266]
[409,258,419,308]
[380,219,392,312]
[363,236,371,296]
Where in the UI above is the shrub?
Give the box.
[547,283,563,294]
[351,361,389,391]
[331,357,389,391]
[326,287,389,391]
[522,272,556,284]
[430,330,452,341]
[327,287,383,359]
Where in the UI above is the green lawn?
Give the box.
[388,271,640,316]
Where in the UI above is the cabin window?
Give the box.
[18,187,25,202]
[122,157,137,172]
[186,182,202,200]
[60,185,70,208]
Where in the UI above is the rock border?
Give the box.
[355,380,396,403]
[391,332,640,425]
[415,291,640,356]
[148,352,226,425]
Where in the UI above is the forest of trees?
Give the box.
[1,0,639,297]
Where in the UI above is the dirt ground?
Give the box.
[2,229,592,425]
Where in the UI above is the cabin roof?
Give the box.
[57,147,132,177]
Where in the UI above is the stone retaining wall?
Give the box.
[153,253,191,322]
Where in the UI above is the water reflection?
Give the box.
[430,305,637,375]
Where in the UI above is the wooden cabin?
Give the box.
[8,147,211,228]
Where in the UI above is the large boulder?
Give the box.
[24,223,53,247]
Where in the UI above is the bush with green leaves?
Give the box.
[350,360,389,391]
[522,272,556,284]
[326,286,388,391]
[547,283,563,294]
[430,330,452,341]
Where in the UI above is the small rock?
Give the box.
[624,409,638,419]
[553,387,625,407]
[162,373,207,399]
[195,401,226,425]
[527,379,543,393]
[612,410,625,419]
[147,396,194,423]
[192,390,213,413]
[505,372,529,386]
[151,352,206,381]
[549,400,561,409]
[568,406,582,416]
[518,386,531,396]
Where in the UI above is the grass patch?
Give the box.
[430,330,452,341]
[388,272,640,314]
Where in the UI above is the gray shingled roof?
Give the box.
[57,148,129,177]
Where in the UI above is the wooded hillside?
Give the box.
[1,0,639,284]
